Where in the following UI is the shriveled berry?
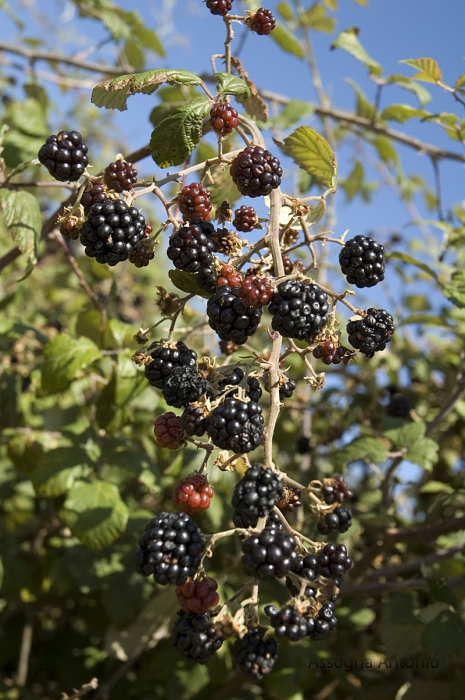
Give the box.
[162,366,209,408]
[219,340,238,356]
[154,412,186,449]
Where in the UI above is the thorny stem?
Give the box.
[223,17,234,74]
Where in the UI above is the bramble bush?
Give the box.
[0,1,465,699]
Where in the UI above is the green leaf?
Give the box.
[372,135,399,164]
[169,269,212,298]
[277,1,294,21]
[0,189,41,264]
[92,69,202,111]
[405,437,439,470]
[41,334,101,395]
[123,37,145,70]
[455,73,465,89]
[331,27,382,75]
[64,481,129,551]
[443,269,465,308]
[422,610,465,667]
[150,96,211,168]
[4,98,47,138]
[300,3,335,33]
[420,481,454,494]
[282,126,337,189]
[427,576,459,609]
[96,357,148,431]
[381,104,428,123]
[388,251,438,281]
[400,57,442,84]
[304,200,326,225]
[341,161,364,201]
[335,436,388,467]
[386,75,432,106]
[383,420,425,448]
[32,446,92,497]
[132,25,165,57]
[215,73,250,102]
[270,24,304,59]
[274,100,314,129]
[345,78,376,119]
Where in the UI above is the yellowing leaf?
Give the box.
[282,126,337,189]
[331,28,382,75]
[400,57,442,84]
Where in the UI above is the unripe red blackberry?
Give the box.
[347,308,395,358]
[272,253,294,276]
[178,183,212,222]
[219,340,238,356]
[205,0,232,16]
[167,220,214,273]
[210,103,239,136]
[38,130,89,181]
[176,577,219,614]
[174,473,214,514]
[233,628,279,680]
[247,8,276,35]
[180,405,207,437]
[217,264,244,288]
[104,159,138,192]
[154,412,186,449]
[81,182,107,215]
[238,274,274,308]
[233,205,258,233]
[339,234,385,288]
[230,146,282,198]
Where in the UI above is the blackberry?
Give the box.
[210,103,239,136]
[264,605,312,641]
[313,340,356,366]
[154,412,186,449]
[387,393,412,418]
[176,577,219,614]
[206,397,264,453]
[296,436,311,454]
[80,199,146,266]
[239,274,274,309]
[104,159,138,192]
[247,7,276,35]
[174,473,214,514]
[316,544,353,580]
[241,526,298,580]
[207,285,262,345]
[218,367,263,402]
[322,476,353,505]
[128,230,155,268]
[317,506,353,535]
[233,509,282,530]
[219,340,238,356]
[205,0,232,16]
[178,183,212,222]
[180,405,207,437]
[38,130,89,182]
[167,221,214,273]
[346,308,395,358]
[265,373,296,401]
[309,602,338,641]
[269,280,329,341]
[281,254,294,276]
[217,264,244,288]
[286,552,317,598]
[233,628,279,680]
[339,234,385,288]
[144,341,197,390]
[162,366,209,408]
[231,464,283,528]
[233,205,258,233]
[277,487,302,513]
[172,610,223,664]
[196,264,217,295]
[135,512,205,585]
[81,182,107,214]
[230,146,282,198]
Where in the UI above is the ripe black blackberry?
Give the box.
[38,130,89,181]
[207,285,262,345]
[322,476,353,505]
[387,393,412,418]
[230,146,282,198]
[286,552,317,598]
[241,526,298,580]
[128,232,155,268]
[347,308,395,358]
[233,205,258,233]
[81,182,107,215]
[218,367,263,403]
[162,366,209,408]
[269,280,329,341]
[205,0,232,16]
[144,341,197,390]
[339,235,385,288]
[264,605,311,641]
[104,159,138,192]
[167,220,215,273]
[180,405,207,437]
[233,628,279,680]
[316,544,353,580]
[135,512,205,585]
[317,506,353,535]
[309,602,338,641]
[233,509,282,530]
[178,183,212,222]
[196,264,217,295]
[210,103,239,136]
[172,610,223,664]
[296,436,311,454]
[231,464,283,528]
[247,7,276,35]
[207,397,264,453]
[80,200,146,266]
[265,373,296,401]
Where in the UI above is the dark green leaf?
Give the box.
[422,610,465,667]
[215,73,251,102]
[169,269,212,298]
[150,96,211,168]
[383,420,425,448]
[405,437,438,470]
[331,27,382,75]
[41,334,101,394]
[427,576,459,609]
[282,126,337,188]
[335,436,388,467]
[0,189,41,264]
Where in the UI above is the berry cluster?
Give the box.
[217,264,243,288]
[80,200,146,266]
[269,280,329,341]
[104,159,138,192]
[347,308,395,358]
[241,526,298,580]
[205,0,232,16]
[162,366,208,408]
[286,553,317,598]
[144,341,197,390]
[232,628,279,680]
[309,602,338,641]
[265,605,313,641]
[210,103,239,136]
[247,7,276,35]
[316,544,353,580]
[154,412,185,450]
[38,130,89,182]
[207,397,264,453]
[339,234,385,288]
[238,274,274,308]
[178,183,212,222]
[172,610,223,664]
[180,405,207,437]
[174,473,214,514]
[317,506,353,535]
[230,146,282,198]
[175,577,219,614]
[312,340,356,366]
[322,476,353,505]
[277,487,302,512]
[233,205,258,233]
[232,464,283,527]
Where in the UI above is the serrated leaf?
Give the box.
[270,24,304,59]
[215,73,250,102]
[422,610,465,667]
[400,57,442,84]
[92,69,202,111]
[169,269,212,298]
[388,251,438,281]
[381,104,428,123]
[383,420,425,448]
[150,96,211,168]
[331,27,382,75]
[335,436,388,467]
[300,3,335,33]
[64,481,129,551]
[386,75,432,106]
[282,126,337,189]
[41,334,101,395]
[443,269,465,308]
[0,189,41,264]
[405,437,439,471]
